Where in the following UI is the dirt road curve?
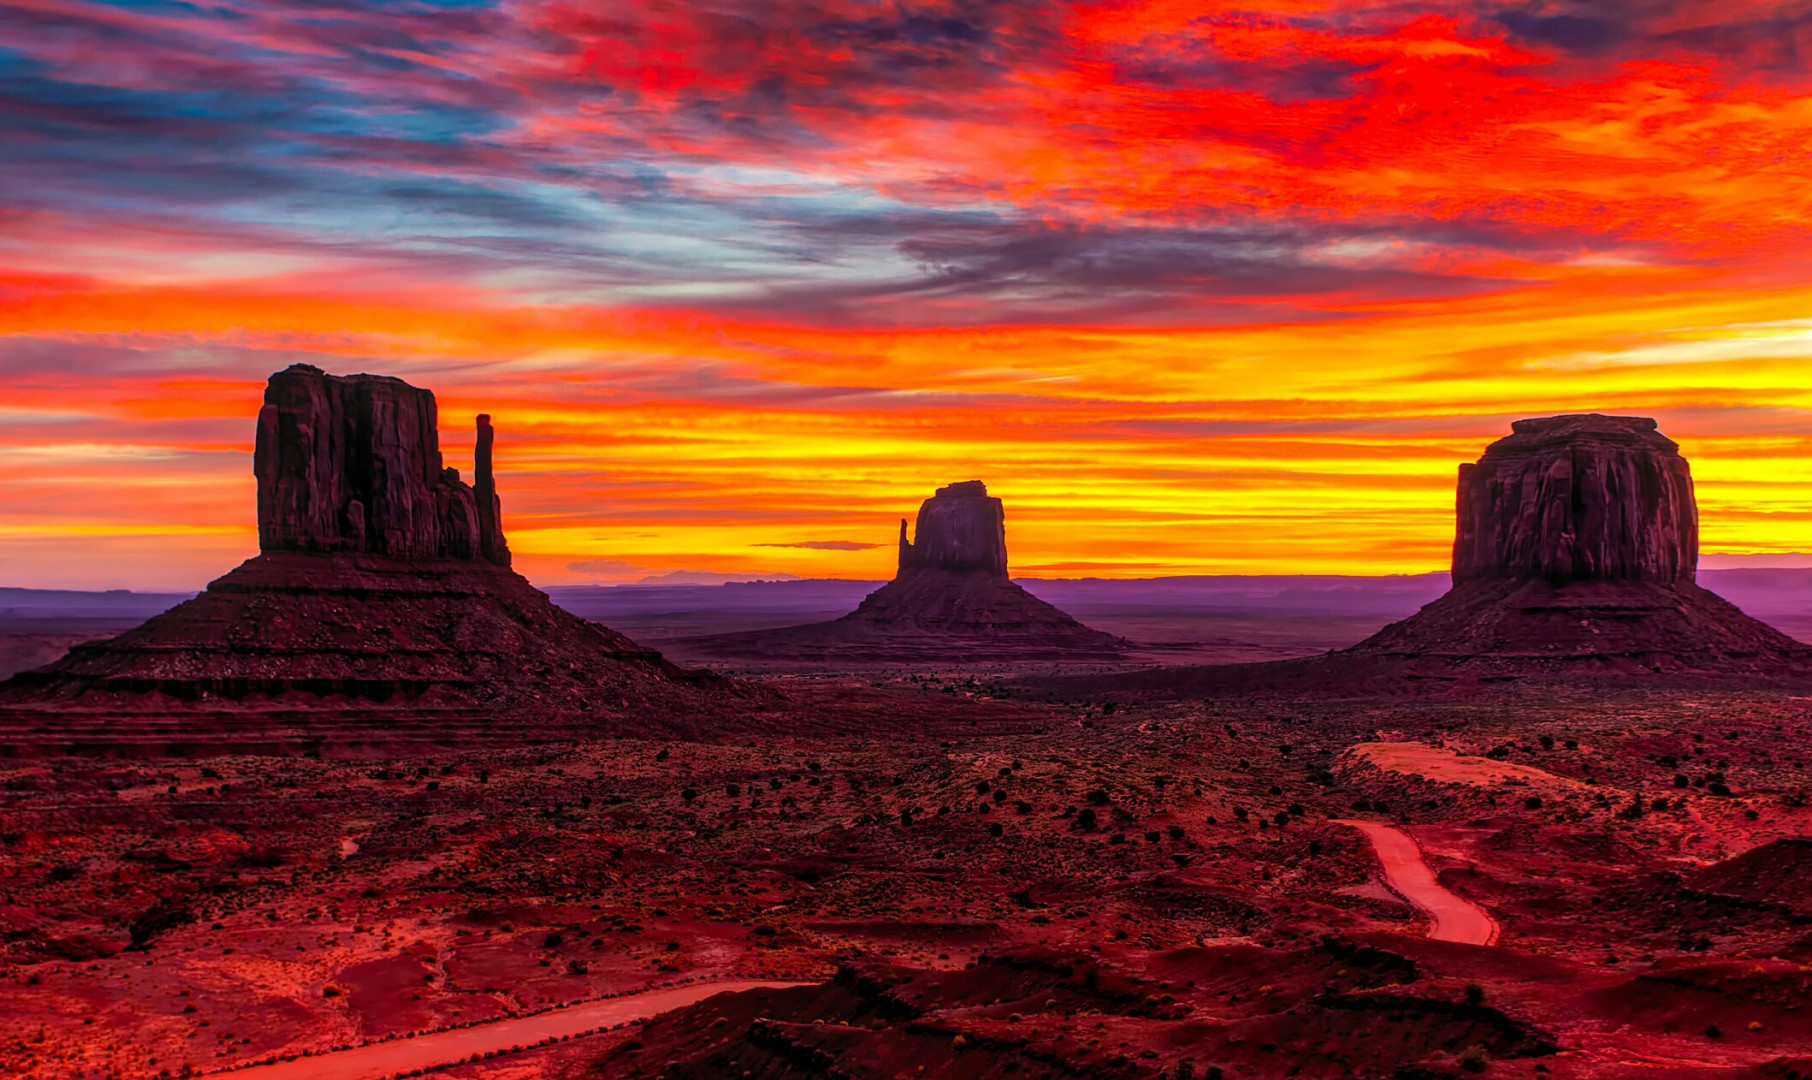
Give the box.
[229,979,808,1080]
[1339,819,1500,946]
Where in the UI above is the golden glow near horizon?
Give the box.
[6,275,1812,590]
[5,1,1812,589]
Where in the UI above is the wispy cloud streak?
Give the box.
[4,0,1812,585]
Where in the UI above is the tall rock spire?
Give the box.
[474,413,510,568]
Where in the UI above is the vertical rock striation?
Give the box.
[897,480,1009,577]
[253,364,508,566]
[1451,414,1696,586]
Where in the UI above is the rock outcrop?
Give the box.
[1451,415,1695,585]
[1042,414,1812,700]
[1349,413,1806,675]
[255,364,509,565]
[1,366,715,743]
[1688,839,1812,912]
[897,480,1009,577]
[672,481,1125,664]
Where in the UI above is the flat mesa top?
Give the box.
[276,362,418,390]
[933,480,990,498]
[1498,413,1676,450]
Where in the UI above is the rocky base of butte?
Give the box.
[1348,414,1809,675]
[676,481,1126,663]
[1049,415,1811,699]
[0,366,721,749]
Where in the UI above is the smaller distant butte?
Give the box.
[0,364,726,749]
[672,480,1126,664]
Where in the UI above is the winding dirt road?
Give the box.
[228,979,808,1080]
[1339,819,1500,946]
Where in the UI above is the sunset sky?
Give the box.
[5,0,1812,590]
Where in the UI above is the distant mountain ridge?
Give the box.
[6,567,1810,624]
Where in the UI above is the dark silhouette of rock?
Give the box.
[2,367,716,740]
[897,480,1008,576]
[254,364,509,566]
[1305,413,1812,682]
[475,413,509,567]
[1345,413,1805,674]
[671,481,1124,663]
[1037,415,1811,700]
[1452,414,1695,585]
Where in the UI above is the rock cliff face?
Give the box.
[1,366,709,736]
[897,481,1009,577]
[254,364,508,567]
[1452,414,1695,586]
